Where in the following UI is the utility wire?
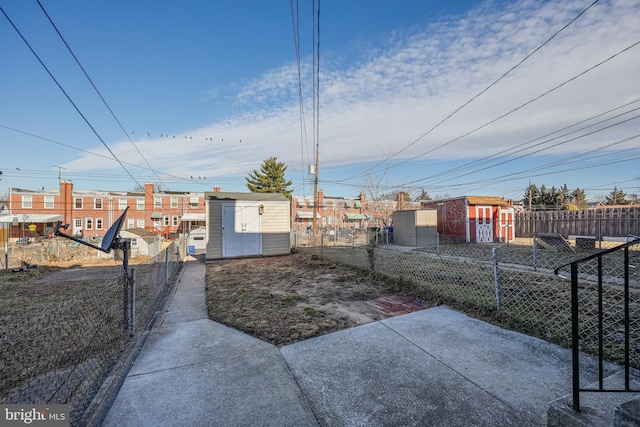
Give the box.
[343,0,602,182]
[0,123,212,188]
[36,0,166,192]
[290,0,310,196]
[407,106,640,187]
[1,6,143,190]
[326,38,640,188]
[413,99,640,184]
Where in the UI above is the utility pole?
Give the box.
[52,165,66,184]
[312,150,319,237]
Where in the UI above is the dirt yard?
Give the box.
[205,252,428,346]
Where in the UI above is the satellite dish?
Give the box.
[55,207,129,254]
[101,206,128,252]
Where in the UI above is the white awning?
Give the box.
[296,211,321,219]
[181,213,206,221]
[0,214,63,223]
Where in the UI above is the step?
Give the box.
[547,369,640,426]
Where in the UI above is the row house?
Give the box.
[291,190,417,231]
[1,181,208,242]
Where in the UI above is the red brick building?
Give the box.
[291,190,417,231]
[2,182,207,242]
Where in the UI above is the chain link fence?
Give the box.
[555,243,640,369]
[0,239,184,426]
[302,232,640,370]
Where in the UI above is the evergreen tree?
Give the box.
[245,157,293,199]
[570,188,587,208]
[415,189,431,201]
[604,187,629,205]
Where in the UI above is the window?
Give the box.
[153,219,161,229]
[136,199,145,210]
[74,218,82,230]
[75,198,83,209]
[190,197,199,208]
[154,197,162,208]
[85,218,93,230]
[96,218,103,230]
[172,216,179,226]
[94,198,103,209]
[345,201,352,208]
[131,238,138,248]
[137,218,145,228]
[119,199,128,210]
[22,195,32,208]
[297,199,305,208]
[171,197,178,208]
[44,196,54,209]
[127,218,134,229]
[163,216,170,226]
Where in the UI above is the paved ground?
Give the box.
[102,254,618,426]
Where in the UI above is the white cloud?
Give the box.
[64,0,640,196]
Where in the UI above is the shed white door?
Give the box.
[498,209,514,242]
[475,206,493,243]
[223,204,262,257]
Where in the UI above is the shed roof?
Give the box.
[427,196,513,208]
[205,192,288,202]
[121,227,157,238]
[465,196,513,207]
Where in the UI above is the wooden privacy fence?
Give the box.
[516,207,640,239]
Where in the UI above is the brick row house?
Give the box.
[291,190,419,231]
[1,181,207,242]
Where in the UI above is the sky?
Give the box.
[1,0,639,204]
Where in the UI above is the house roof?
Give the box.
[121,227,157,237]
[205,192,289,202]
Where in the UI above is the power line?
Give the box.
[35,0,167,191]
[0,123,213,189]
[412,99,640,185]
[407,107,640,187]
[324,38,640,190]
[341,0,602,182]
[290,0,311,196]
[0,6,143,190]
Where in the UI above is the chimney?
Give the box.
[60,180,74,233]
[397,192,405,211]
[213,186,221,192]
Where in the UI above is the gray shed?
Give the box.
[205,192,291,259]
[392,209,438,247]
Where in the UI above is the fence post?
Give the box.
[130,267,136,337]
[533,236,538,271]
[122,272,129,332]
[165,248,169,285]
[320,233,324,259]
[492,247,502,310]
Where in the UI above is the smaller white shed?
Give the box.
[205,192,291,260]
[392,209,438,247]
[187,226,206,252]
[120,228,162,257]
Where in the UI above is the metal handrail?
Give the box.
[554,238,640,412]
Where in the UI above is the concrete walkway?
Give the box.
[103,254,615,426]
